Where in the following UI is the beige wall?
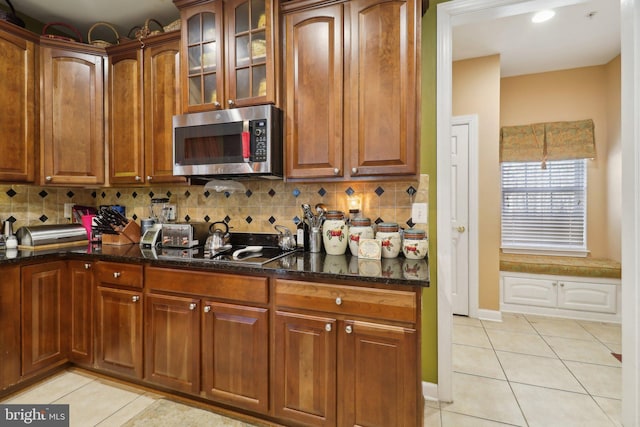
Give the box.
[452,55,502,311]
[501,61,621,261]
[452,55,622,311]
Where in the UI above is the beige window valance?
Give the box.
[500,119,596,163]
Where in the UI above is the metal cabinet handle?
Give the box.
[132,295,140,302]
[333,168,340,175]
[45,176,52,182]
[560,282,565,287]
[227,99,235,107]
[325,323,332,332]
[457,226,466,233]
[113,272,121,278]
[204,305,211,313]
[189,303,197,310]
[345,325,353,334]
[553,282,557,286]
[351,167,358,174]
[146,176,153,181]
[214,102,221,109]
[135,176,141,182]
[335,297,342,306]
[84,263,91,269]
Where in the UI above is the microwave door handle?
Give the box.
[242,131,251,162]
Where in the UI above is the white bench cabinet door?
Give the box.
[558,281,617,314]
[503,276,557,308]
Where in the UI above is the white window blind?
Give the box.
[501,159,587,251]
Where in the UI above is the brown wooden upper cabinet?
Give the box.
[283,0,420,180]
[174,0,277,112]
[106,32,186,185]
[40,39,106,186]
[0,23,37,183]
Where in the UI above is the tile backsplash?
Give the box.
[0,175,428,234]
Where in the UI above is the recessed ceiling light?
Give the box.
[532,10,556,23]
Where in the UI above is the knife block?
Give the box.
[101,221,141,245]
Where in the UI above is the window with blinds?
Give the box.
[501,159,587,252]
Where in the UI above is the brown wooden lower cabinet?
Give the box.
[274,278,422,427]
[339,320,418,427]
[21,262,68,377]
[201,301,269,413]
[274,311,338,426]
[95,286,143,378]
[144,293,201,393]
[68,261,94,365]
[0,265,21,390]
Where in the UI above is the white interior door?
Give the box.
[451,121,469,315]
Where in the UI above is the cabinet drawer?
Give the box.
[145,267,269,304]
[95,262,143,288]
[275,279,416,323]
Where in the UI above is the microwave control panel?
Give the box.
[250,119,268,162]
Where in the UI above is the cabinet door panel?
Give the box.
[0,266,21,389]
[144,36,187,184]
[21,262,68,376]
[340,320,418,427]
[96,286,143,378]
[202,301,269,413]
[558,280,617,314]
[145,293,200,393]
[284,5,344,179]
[41,47,105,185]
[108,50,144,184]
[347,0,418,177]
[274,311,337,426]
[503,275,558,307]
[68,261,94,365]
[0,29,35,182]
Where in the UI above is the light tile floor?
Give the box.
[426,313,622,427]
[1,314,622,426]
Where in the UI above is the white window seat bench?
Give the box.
[500,253,621,323]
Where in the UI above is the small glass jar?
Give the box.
[402,228,428,260]
[322,210,348,255]
[376,222,401,258]
[347,217,374,256]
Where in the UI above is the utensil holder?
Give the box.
[309,227,322,253]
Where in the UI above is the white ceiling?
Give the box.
[10,0,181,40]
[452,0,620,77]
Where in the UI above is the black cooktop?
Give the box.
[150,232,297,265]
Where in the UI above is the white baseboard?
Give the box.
[477,308,502,322]
[422,381,440,402]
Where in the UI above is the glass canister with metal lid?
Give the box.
[347,217,374,256]
[376,222,402,258]
[402,228,428,260]
[322,210,348,255]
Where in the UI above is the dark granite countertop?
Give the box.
[0,243,429,288]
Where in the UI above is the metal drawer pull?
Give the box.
[335,297,342,306]
[113,272,121,278]
[189,303,197,310]
[204,305,211,313]
[84,263,91,269]
[325,323,332,332]
[132,295,140,302]
[345,325,353,334]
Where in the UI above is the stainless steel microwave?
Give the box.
[173,105,282,178]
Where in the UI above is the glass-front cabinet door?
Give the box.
[177,0,275,112]
[180,1,224,112]
[226,0,272,107]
